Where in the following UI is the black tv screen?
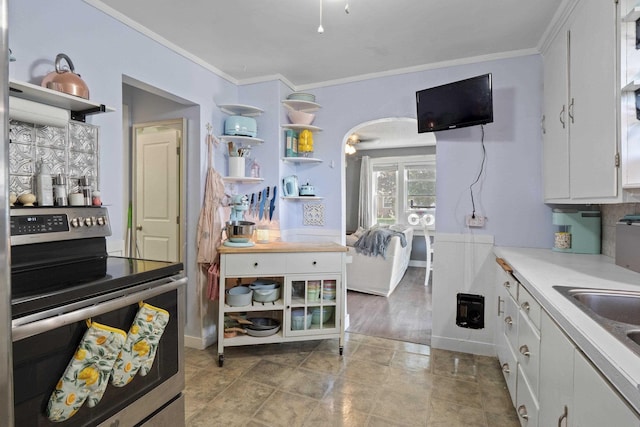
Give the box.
[416,73,493,133]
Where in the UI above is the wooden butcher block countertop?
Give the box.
[218,241,347,254]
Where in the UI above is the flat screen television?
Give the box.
[416,73,493,133]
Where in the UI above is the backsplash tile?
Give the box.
[9,120,99,196]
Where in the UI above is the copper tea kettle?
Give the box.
[41,53,89,99]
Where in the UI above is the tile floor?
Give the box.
[184,333,520,426]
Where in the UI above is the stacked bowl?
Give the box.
[322,281,336,301]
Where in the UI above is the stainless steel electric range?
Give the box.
[9,206,187,427]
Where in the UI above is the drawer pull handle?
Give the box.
[497,297,504,316]
[253,262,258,267]
[519,345,531,357]
[504,281,511,289]
[558,404,568,427]
[312,261,317,265]
[518,405,528,420]
[504,316,513,326]
[521,301,530,312]
[501,363,510,374]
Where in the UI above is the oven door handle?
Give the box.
[12,275,187,342]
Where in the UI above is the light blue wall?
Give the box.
[9,0,237,342]
[309,55,553,248]
[8,0,553,346]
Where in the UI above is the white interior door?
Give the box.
[134,128,180,262]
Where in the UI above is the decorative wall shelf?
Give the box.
[281,124,322,132]
[282,196,323,201]
[219,135,264,145]
[281,100,321,112]
[222,177,264,184]
[623,6,640,22]
[218,104,263,117]
[281,157,322,164]
[9,79,115,122]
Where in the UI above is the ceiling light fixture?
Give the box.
[345,143,356,155]
[345,1,350,14]
[317,0,324,34]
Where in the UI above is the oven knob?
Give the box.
[96,216,106,226]
[84,217,94,227]
[70,217,81,228]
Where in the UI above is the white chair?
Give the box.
[424,227,432,286]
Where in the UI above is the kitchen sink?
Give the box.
[554,286,640,357]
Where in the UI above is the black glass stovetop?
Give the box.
[11,256,183,319]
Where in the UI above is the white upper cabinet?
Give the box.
[542,0,619,203]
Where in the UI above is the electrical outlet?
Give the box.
[466,214,486,228]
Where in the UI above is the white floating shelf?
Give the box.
[281,157,322,164]
[219,135,264,145]
[624,6,640,22]
[281,196,323,201]
[9,79,115,121]
[623,74,640,92]
[222,177,264,184]
[281,124,322,132]
[218,104,264,117]
[282,99,321,112]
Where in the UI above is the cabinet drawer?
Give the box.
[504,292,519,351]
[497,332,518,407]
[517,312,541,397]
[499,273,518,301]
[223,253,286,276]
[286,252,342,274]
[518,285,541,331]
[516,365,539,427]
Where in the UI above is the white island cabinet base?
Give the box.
[217,242,347,367]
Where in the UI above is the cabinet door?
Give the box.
[568,0,618,199]
[543,27,570,201]
[573,351,640,427]
[539,312,574,427]
[286,275,341,336]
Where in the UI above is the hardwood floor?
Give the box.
[346,266,432,345]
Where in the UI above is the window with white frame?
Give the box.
[369,155,435,229]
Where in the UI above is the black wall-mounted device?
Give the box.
[456,293,485,329]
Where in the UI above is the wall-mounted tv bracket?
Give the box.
[71,105,106,122]
[636,19,640,49]
[635,89,640,120]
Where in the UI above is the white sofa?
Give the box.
[346,226,414,297]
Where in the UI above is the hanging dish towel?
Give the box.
[46,320,126,422]
[206,261,220,300]
[111,302,170,387]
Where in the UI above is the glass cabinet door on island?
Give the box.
[287,276,340,335]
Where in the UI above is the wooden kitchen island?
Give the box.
[216,241,347,367]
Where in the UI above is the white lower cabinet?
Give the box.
[516,365,539,427]
[573,351,640,427]
[539,311,574,427]
[538,310,640,427]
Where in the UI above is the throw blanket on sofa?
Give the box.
[354,227,407,259]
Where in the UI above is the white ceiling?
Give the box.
[88,0,564,88]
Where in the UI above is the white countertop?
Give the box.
[494,247,640,413]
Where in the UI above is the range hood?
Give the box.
[9,96,69,128]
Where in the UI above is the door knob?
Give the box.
[136,225,143,230]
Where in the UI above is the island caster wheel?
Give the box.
[218,354,224,367]
[339,346,344,355]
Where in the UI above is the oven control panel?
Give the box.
[10,207,111,245]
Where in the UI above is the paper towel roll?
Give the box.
[9,96,69,128]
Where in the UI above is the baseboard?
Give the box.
[184,334,217,350]
[431,335,496,357]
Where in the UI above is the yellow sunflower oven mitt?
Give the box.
[111,302,170,387]
[46,320,127,422]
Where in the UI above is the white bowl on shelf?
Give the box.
[287,110,315,126]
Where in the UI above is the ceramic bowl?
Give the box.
[225,286,252,306]
[311,306,334,324]
[287,110,315,125]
